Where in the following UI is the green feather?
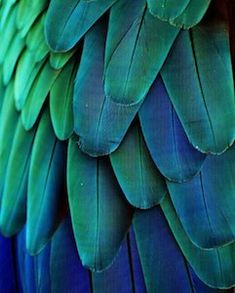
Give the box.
[16,0,48,37]
[104,0,179,105]
[50,58,77,140]
[67,137,133,271]
[0,82,18,205]
[110,122,167,209]
[0,3,17,63]
[0,0,17,30]
[27,109,67,255]
[161,16,235,154]
[45,0,117,52]
[14,50,45,110]
[21,61,61,130]
[0,119,35,236]
[3,33,25,85]
[26,13,49,62]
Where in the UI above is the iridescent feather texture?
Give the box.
[0,0,235,292]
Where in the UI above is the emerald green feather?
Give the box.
[21,61,61,130]
[50,58,76,140]
[16,0,48,37]
[0,119,35,236]
[110,122,167,209]
[0,0,17,30]
[26,13,49,62]
[0,3,17,63]
[161,195,235,289]
[14,50,45,110]
[0,82,18,205]
[45,0,117,52]
[161,16,235,154]
[3,33,25,85]
[27,109,67,255]
[67,137,133,271]
[104,0,179,105]
[0,70,5,111]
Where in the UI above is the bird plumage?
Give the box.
[0,0,235,292]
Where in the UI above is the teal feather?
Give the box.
[67,137,133,271]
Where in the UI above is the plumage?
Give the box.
[161,13,235,154]
[139,76,206,182]
[0,119,35,236]
[110,121,167,208]
[26,13,49,62]
[161,195,235,289]
[67,137,133,271]
[148,0,212,29]
[45,0,117,52]
[27,109,67,255]
[50,58,76,140]
[0,82,18,204]
[73,19,139,156]
[3,32,25,85]
[16,0,48,37]
[14,50,45,110]
[0,0,235,292]
[21,61,60,130]
[167,143,235,248]
[105,0,179,106]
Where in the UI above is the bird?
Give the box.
[0,0,235,292]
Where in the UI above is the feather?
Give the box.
[67,137,133,271]
[147,0,190,20]
[74,20,139,156]
[172,0,212,29]
[133,207,197,292]
[50,58,76,140]
[26,13,49,62]
[92,231,146,293]
[27,109,67,255]
[14,50,45,110]
[147,0,212,29]
[0,3,17,63]
[139,76,206,182]
[45,0,117,52]
[50,216,91,293]
[3,33,25,85]
[110,121,167,209]
[104,0,179,106]
[0,119,35,236]
[0,235,18,292]
[16,227,37,293]
[161,15,235,154]
[161,195,235,289]
[167,143,235,248]
[21,61,61,130]
[0,0,17,29]
[16,0,48,37]
[0,82,18,205]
